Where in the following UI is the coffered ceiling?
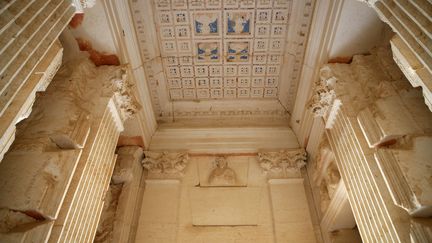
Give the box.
[129,0,314,122]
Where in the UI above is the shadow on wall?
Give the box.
[328,0,392,60]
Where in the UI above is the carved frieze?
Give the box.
[142,151,189,176]
[257,148,307,178]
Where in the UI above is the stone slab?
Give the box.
[189,187,261,226]
[269,178,317,243]
[134,180,180,243]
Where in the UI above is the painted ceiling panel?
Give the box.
[154,0,291,100]
[130,0,314,121]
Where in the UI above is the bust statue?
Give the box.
[208,156,237,186]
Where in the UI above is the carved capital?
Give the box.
[309,66,337,116]
[73,0,96,13]
[80,0,96,8]
[109,68,140,122]
[354,0,378,7]
[309,66,341,128]
[258,149,307,178]
[142,151,189,175]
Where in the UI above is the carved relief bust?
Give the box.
[208,156,237,186]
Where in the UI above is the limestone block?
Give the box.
[49,112,92,149]
[313,139,335,185]
[176,156,275,243]
[135,180,180,243]
[391,35,432,112]
[321,181,356,237]
[357,95,422,147]
[0,41,63,161]
[410,220,432,243]
[0,221,54,243]
[330,229,362,243]
[0,150,82,219]
[375,136,432,217]
[398,88,432,134]
[371,0,432,86]
[269,179,316,243]
[189,187,262,226]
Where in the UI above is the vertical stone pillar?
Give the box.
[310,47,432,242]
[0,59,139,243]
[94,146,144,243]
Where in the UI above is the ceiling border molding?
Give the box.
[280,0,315,112]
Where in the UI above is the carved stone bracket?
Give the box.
[142,151,189,176]
[257,148,307,178]
[309,66,341,129]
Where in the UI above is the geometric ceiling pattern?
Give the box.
[153,0,293,100]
